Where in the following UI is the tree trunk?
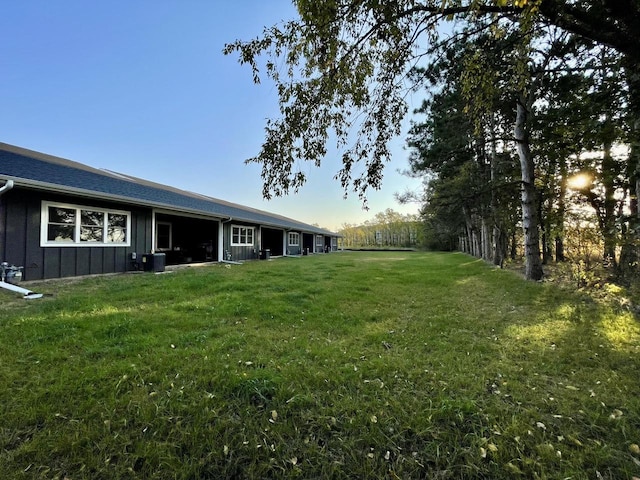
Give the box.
[515,97,544,280]
[493,224,504,268]
[601,131,617,269]
[619,56,640,279]
[482,218,492,261]
[555,159,567,262]
[489,114,505,267]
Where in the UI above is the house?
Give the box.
[0,142,339,281]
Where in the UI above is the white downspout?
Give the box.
[0,281,43,299]
[0,179,14,196]
[258,225,262,259]
[151,210,156,253]
[220,217,232,261]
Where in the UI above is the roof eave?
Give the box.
[2,175,339,235]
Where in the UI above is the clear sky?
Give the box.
[0,1,423,231]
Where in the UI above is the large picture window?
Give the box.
[41,202,130,247]
[231,225,254,246]
[288,232,300,246]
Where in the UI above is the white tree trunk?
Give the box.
[515,98,543,281]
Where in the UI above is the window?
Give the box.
[156,222,172,251]
[41,202,130,247]
[231,225,254,246]
[316,235,324,247]
[288,232,300,246]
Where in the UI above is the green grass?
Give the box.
[1,252,639,479]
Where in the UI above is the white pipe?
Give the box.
[0,179,14,195]
[0,280,43,299]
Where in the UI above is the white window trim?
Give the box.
[41,201,131,247]
[231,225,255,247]
[155,221,172,251]
[316,235,324,247]
[288,232,300,246]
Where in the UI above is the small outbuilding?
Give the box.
[0,142,339,281]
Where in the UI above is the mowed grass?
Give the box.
[1,251,639,479]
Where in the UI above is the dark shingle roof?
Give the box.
[0,142,337,236]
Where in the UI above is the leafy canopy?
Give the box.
[224,0,640,202]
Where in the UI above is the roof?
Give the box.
[0,142,338,236]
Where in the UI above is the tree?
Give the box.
[338,210,422,249]
[224,0,640,279]
[406,34,519,262]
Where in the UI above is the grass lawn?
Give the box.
[1,251,639,479]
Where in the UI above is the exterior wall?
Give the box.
[222,222,258,261]
[1,188,152,280]
[286,231,302,255]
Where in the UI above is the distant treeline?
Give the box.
[338,209,423,249]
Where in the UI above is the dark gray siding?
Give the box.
[223,223,258,261]
[286,231,302,255]
[287,245,302,255]
[2,188,152,280]
[0,195,5,261]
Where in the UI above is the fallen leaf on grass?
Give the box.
[609,409,623,420]
[505,462,524,475]
[568,435,583,447]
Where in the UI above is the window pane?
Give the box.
[81,210,104,227]
[109,213,126,228]
[48,224,75,242]
[81,226,104,242]
[49,207,75,224]
[108,226,127,243]
[107,213,127,243]
[232,226,254,245]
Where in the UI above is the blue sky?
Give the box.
[0,1,423,230]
